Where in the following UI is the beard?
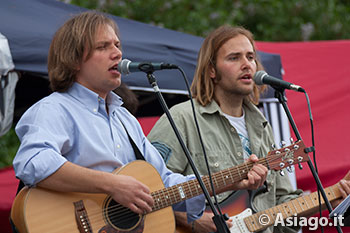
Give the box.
[214,70,254,97]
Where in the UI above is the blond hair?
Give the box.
[48,11,119,92]
[191,25,266,106]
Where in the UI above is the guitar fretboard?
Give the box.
[150,152,300,212]
[243,184,342,232]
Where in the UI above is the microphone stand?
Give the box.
[146,72,230,233]
[274,89,343,233]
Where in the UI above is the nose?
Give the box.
[111,45,122,60]
[241,56,253,70]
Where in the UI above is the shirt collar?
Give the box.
[197,98,268,128]
[67,83,124,113]
[107,91,124,112]
[197,99,222,115]
[242,99,269,128]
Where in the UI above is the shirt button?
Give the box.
[214,162,219,168]
[237,152,242,157]
[117,144,121,149]
[230,127,235,132]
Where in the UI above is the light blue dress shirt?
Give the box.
[13,82,204,221]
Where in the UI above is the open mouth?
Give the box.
[240,74,252,80]
[109,64,119,71]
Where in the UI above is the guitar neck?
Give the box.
[243,183,342,232]
[151,141,307,212]
[151,155,287,211]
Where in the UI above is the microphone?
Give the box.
[254,70,304,92]
[117,59,178,75]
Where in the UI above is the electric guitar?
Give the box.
[11,141,308,233]
[229,176,348,233]
[175,187,251,233]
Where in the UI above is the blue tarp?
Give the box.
[0,0,282,96]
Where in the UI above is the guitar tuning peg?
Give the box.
[286,166,294,173]
[280,141,286,148]
[271,143,276,149]
[298,163,303,170]
[290,138,294,144]
[279,170,285,176]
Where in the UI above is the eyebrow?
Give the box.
[95,40,120,46]
[226,51,255,57]
[227,52,240,56]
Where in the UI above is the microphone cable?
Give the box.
[301,89,324,233]
[175,66,225,219]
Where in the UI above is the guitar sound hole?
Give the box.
[104,198,142,230]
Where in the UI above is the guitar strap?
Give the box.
[125,128,146,160]
[120,120,146,161]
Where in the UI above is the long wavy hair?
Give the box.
[191,25,266,106]
[48,11,119,92]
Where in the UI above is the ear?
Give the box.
[209,64,216,79]
[76,60,82,71]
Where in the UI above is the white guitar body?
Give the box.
[229,208,252,233]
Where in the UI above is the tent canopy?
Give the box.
[0,0,282,95]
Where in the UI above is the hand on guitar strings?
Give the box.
[332,171,350,208]
[108,174,154,215]
[230,154,268,191]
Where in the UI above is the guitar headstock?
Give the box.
[267,140,309,171]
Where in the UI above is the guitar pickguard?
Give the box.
[229,208,253,233]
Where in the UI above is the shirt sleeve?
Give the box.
[147,112,190,174]
[13,101,71,186]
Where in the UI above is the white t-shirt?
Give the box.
[223,110,251,160]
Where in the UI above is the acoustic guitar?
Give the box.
[11,141,308,233]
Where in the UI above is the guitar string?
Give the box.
[84,155,274,221]
[244,185,340,231]
[81,153,303,228]
[90,153,298,224]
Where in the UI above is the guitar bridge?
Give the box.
[74,200,92,233]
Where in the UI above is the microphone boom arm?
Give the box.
[145,72,231,233]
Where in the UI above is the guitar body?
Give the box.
[11,161,175,233]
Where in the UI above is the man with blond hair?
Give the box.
[149,25,303,233]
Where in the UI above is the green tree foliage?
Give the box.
[70,0,350,41]
[0,128,20,168]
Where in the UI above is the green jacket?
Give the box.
[148,99,302,233]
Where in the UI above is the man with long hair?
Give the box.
[148,25,350,232]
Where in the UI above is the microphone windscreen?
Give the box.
[117,59,131,75]
[253,70,267,85]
